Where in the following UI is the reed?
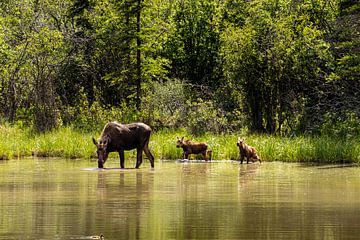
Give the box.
[0,125,359,163]
[32,127,96,159]
[151,128,187,160]
[0,124,32,159]
[0,125,96,159]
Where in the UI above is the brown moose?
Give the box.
[92,122,155,169]
[176,137,212,161]
[237,138,261,164]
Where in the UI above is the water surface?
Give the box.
[0,158,359,239]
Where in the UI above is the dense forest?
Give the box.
[0,0,359,136]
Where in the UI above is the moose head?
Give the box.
[92,136,111,168]
[236,138,245,148]
[176,137,185,148]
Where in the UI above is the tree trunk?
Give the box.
[249,87,265,133]
[136,0,142,110]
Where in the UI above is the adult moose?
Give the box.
[92,122,155,169]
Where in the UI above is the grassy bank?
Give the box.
[0,125,359,163]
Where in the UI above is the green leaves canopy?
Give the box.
[0,0,358,135]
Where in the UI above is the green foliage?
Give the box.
[320,112,360,138]
[186,99,229,135]
[64,101,139,132]
[221,0,337,134]
[0,124,359,163]
[0,124,32,159]
[32,127,95,159]
[141,80,242,134]
[150,128,187,160]
[163,0,223,89]
[0,0,358,137]
[141,79,187,128]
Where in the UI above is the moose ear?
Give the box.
[181,137,184,141]
[92,137,98,146]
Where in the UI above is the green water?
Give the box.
[0,158,359,239]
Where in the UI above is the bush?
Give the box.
[320,111,360,138]
[61,99,139,132]
[141,80,241,134]
[186,99,229,135]
[141,79,188,129]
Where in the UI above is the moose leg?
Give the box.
[202,151,208,161]
[207,150,212,161]
[240,155,244,164]
[119,150,125,169]
[255,153,261,163]
[184,151,189,160]
[143,143,155,168]
[135,147,143,169]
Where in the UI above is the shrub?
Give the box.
[141,79,188,129]
[320,111,360,138]
[186,99,229,135]
[141,80,241,134]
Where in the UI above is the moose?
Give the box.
[176,137,212,161]
[92,122,155,169]
[237,138,261,164]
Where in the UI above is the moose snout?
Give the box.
[98,160,104,168]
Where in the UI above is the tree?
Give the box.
[163,0,223,90]
[327,1,360,117]
[0,0,68,131]
[220,0,338,133]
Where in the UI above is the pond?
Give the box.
[0,158,359,239]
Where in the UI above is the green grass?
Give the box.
[150,130,360,163]
[0,124,359,163]
[0,125,31,159]
[32,127,96,159]
[0,125,96,160]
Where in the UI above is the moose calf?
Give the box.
[237,138,261,164]
[176,137,212,161]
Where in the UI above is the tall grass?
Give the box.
[0,124,32,159]
[32,127,96,159]
[151,130,360,163]
[0,125,359,163]
[0,125,96,159]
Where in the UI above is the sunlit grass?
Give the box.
[0,125,96,159]
[0,124,32,159]
[32,127,96,159]
[151,128,186,160]
[152,130,360,163]
[0,124,359,163]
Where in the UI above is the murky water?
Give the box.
[0,158,359,239]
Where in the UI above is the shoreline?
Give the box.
[0,125,359,163]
